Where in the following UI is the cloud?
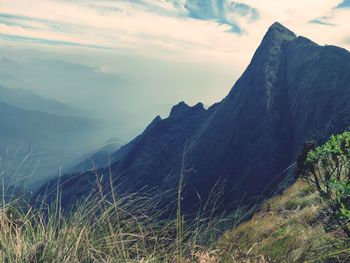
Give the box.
[1,0,350,137]
[183,0,259,33]
[0,33,111,49]
[337,0,350,8]
[309,18,336,26]
[0,0,349,73]
[0,13,70,32]
[345,37,350,44]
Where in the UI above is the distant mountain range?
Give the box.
[40,23,350,213]
[0,57,157,140]
[0,85,102,190]
[0,85,81,116]
[69,138,124,173]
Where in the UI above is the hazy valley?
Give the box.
[1,3,350,261]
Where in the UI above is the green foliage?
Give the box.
[330,179,350,221]
[300,131,350,235]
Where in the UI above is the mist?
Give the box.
[0,46,239,142]
[0,44,240,189]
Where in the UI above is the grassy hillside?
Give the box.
[0,183,225,262]
[217,131,350,262]
[216,180,350,262]
[2,132,350,262]
[3,182,349,262]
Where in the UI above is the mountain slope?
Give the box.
[42,22,350,212]
[217,179,350,262]
[68,138,124,173]
[183,23,350,208]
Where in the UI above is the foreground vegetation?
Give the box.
[2,131,350,262]
[0,188,227,262]
[218,131,350,262]
[217,180,350,262]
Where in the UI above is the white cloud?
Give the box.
[0,0,349,108]
[1,1,348,59]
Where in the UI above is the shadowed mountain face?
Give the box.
[41,23,350,212]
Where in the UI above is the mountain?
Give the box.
[40,22,350,212]
[0,101,100,190]
[68,138,124,173]
[0,84,81,116]
[0,57,142,140]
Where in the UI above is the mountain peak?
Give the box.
[144,115,162,131]
[228,22,297,98]
[169,101,190,117]
[41,22,350,216]
[169,101,206,119]
[269,22,289,30]
[265,22,297,42]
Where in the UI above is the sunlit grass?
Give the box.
[2,151,350,262]
[217,180,350,262]
[0,150,227,263]
[1,184,228,262]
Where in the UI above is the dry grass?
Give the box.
[2,152,350,263]
[0,148,229,263]
[3,179,350,262]
[0,143,237,263]
[217,180,350,263]
[0,189,226,263]
[2,179,350,262]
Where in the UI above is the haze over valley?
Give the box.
[1,1,350,262]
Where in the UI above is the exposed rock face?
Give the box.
[40,23,350,212]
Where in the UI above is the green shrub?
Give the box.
[299,131,350,236]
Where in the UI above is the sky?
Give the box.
[0,0,350,139]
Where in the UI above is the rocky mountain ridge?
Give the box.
[40,22,350,212]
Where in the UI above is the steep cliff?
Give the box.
[39,23,350,212]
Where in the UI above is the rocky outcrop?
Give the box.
[39,23,350,212]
